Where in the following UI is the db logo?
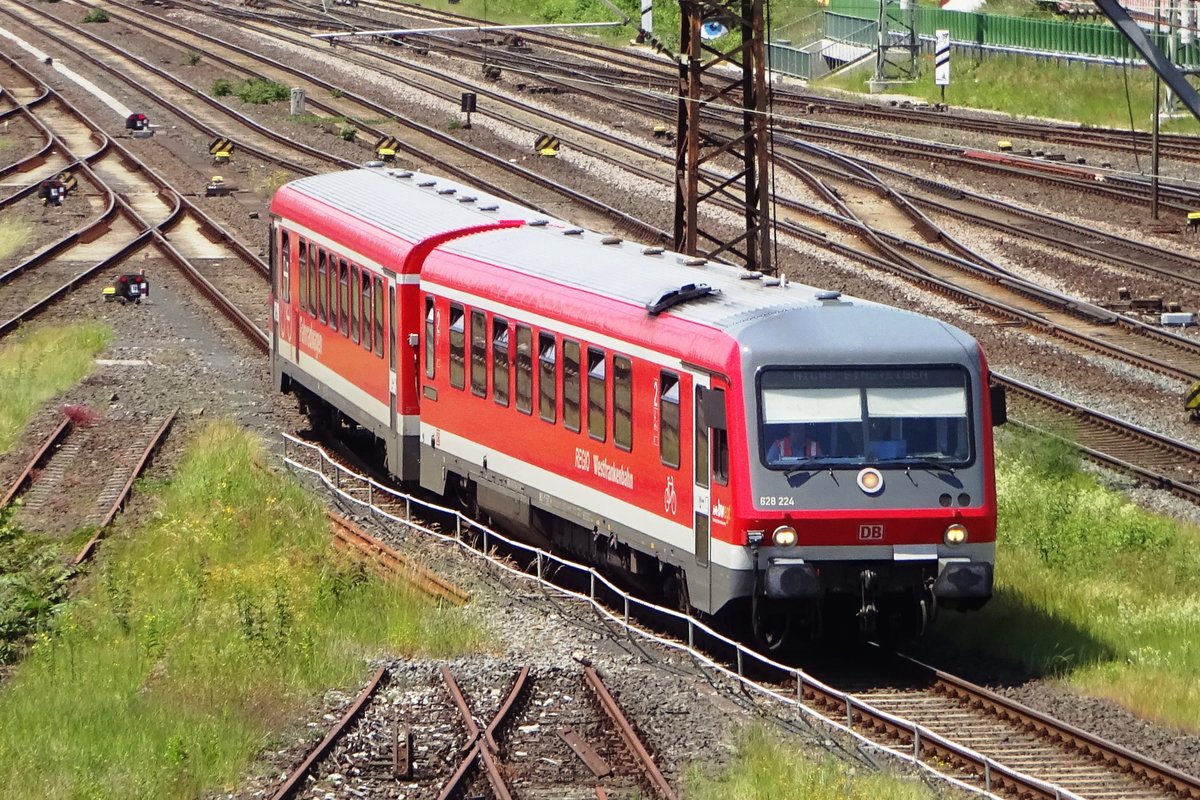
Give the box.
[858,524,884,542]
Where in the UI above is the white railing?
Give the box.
[282,432,1083,800]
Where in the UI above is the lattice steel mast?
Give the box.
[674,0,773,273]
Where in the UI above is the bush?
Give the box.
[211,78,234,97]
[235,78,290,105]
[81,6,108,22]
[0,507,72,662]
[338,125,357,142]
[185,51,201,66]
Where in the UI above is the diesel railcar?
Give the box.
[269,166,1005,646]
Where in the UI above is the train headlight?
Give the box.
[857,468,884,495]
[772,526,798,547]
[944,523,968,545]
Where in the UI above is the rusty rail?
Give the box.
[328,511,469,606]
[74,410,177,565]
[437,665,530,800]
[584,666,678,800]
[1,414,72,508]
[269,666,389,800]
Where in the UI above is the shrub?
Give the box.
[338,125,357,142]
[211,78,234,97]
[81,6,108,22]
[185,51,201,66]
[235,78,289,105]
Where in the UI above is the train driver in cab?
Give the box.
[767,423,823,464]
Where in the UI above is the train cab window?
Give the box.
[298,241,309,313]
[660,372,680,469]
[279,230,290,303]
[563,340,581,432]
[493,319,510,407]
[317,249,327,324]
[424,296,435,379]
[614,355,632,451]
[350,265,361,343]
[374,277,385,358]
[449,303,466,390]
[587,348,606,442]
[539,333,557,423]
[515,325,533,415]
[338,259,350,336]
[360,271,372,352]
[471,311,487,397]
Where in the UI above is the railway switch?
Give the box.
[126,113,154,137]
[102,273,150,304]
[205,175,232,197]
[39,179,66,206]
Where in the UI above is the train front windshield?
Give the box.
[758,367,973,468]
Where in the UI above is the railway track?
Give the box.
[282,434,1200,800]
[268,659,677,799]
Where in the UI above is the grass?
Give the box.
[0,323,112,454]
[0,421,487,798]
[819,52,1200,133]
[0,214,33,266]
[0,506,72,662]
[921,428,1200,731]
[684,725,939,799]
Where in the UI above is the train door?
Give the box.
[268,223,278,356]
[388,280,398,433]
[692,376,712,590]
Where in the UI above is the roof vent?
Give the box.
[763,277,781,286]
[642,246,665,256]
[528,219,549,227]
[363,160,385,168]
[391,170,414,179]
[563,228,584,236]
[646,283,717,316]
[740,271,764,280]
[418,180,437,188]
[816,290,842,301]
[458,195,477,203]
[480,203,499,211]
[682,256,707,266]
[438,188,457,196]
[601,236,622,246]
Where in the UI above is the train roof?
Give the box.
[278,168,977,356]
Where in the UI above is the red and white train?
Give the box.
[269,166,1005,646]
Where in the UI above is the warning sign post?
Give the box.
[934,29,950,105]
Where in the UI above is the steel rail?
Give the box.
[437,665,529,800]
[583,666,678,800]
[74,409,178,565]
[0,414,72,508]
[327,510,470,605]
[268,666,389,800]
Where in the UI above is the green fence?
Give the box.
[822,0,1200,63]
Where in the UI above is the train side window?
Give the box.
[360,271,372,352]
[563,339,580,432]
[374,277,384,358]
[328,253,338,331]
[298,240,308,313]
[350,265,361,343]
[471,310,487,397]
[493,318,510,407]
[660,372,680,468]
[587,348,606,442]
[538,333,557,423]
[317,249,327,324]
[424,296,435,378]
[279,229,290,303]
[306,241,316,317]
[386,284,394,366]
[449,303,466,390]
[614,355,632,451]
[710,388,729,485]
[338,259,350,336]
[515,325,533,415]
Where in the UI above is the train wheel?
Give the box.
[751,600,793,652]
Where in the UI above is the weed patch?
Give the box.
[0,422,487,797]
[0,323,111,453]
[0,214,32,264]
[0,507,72,662]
